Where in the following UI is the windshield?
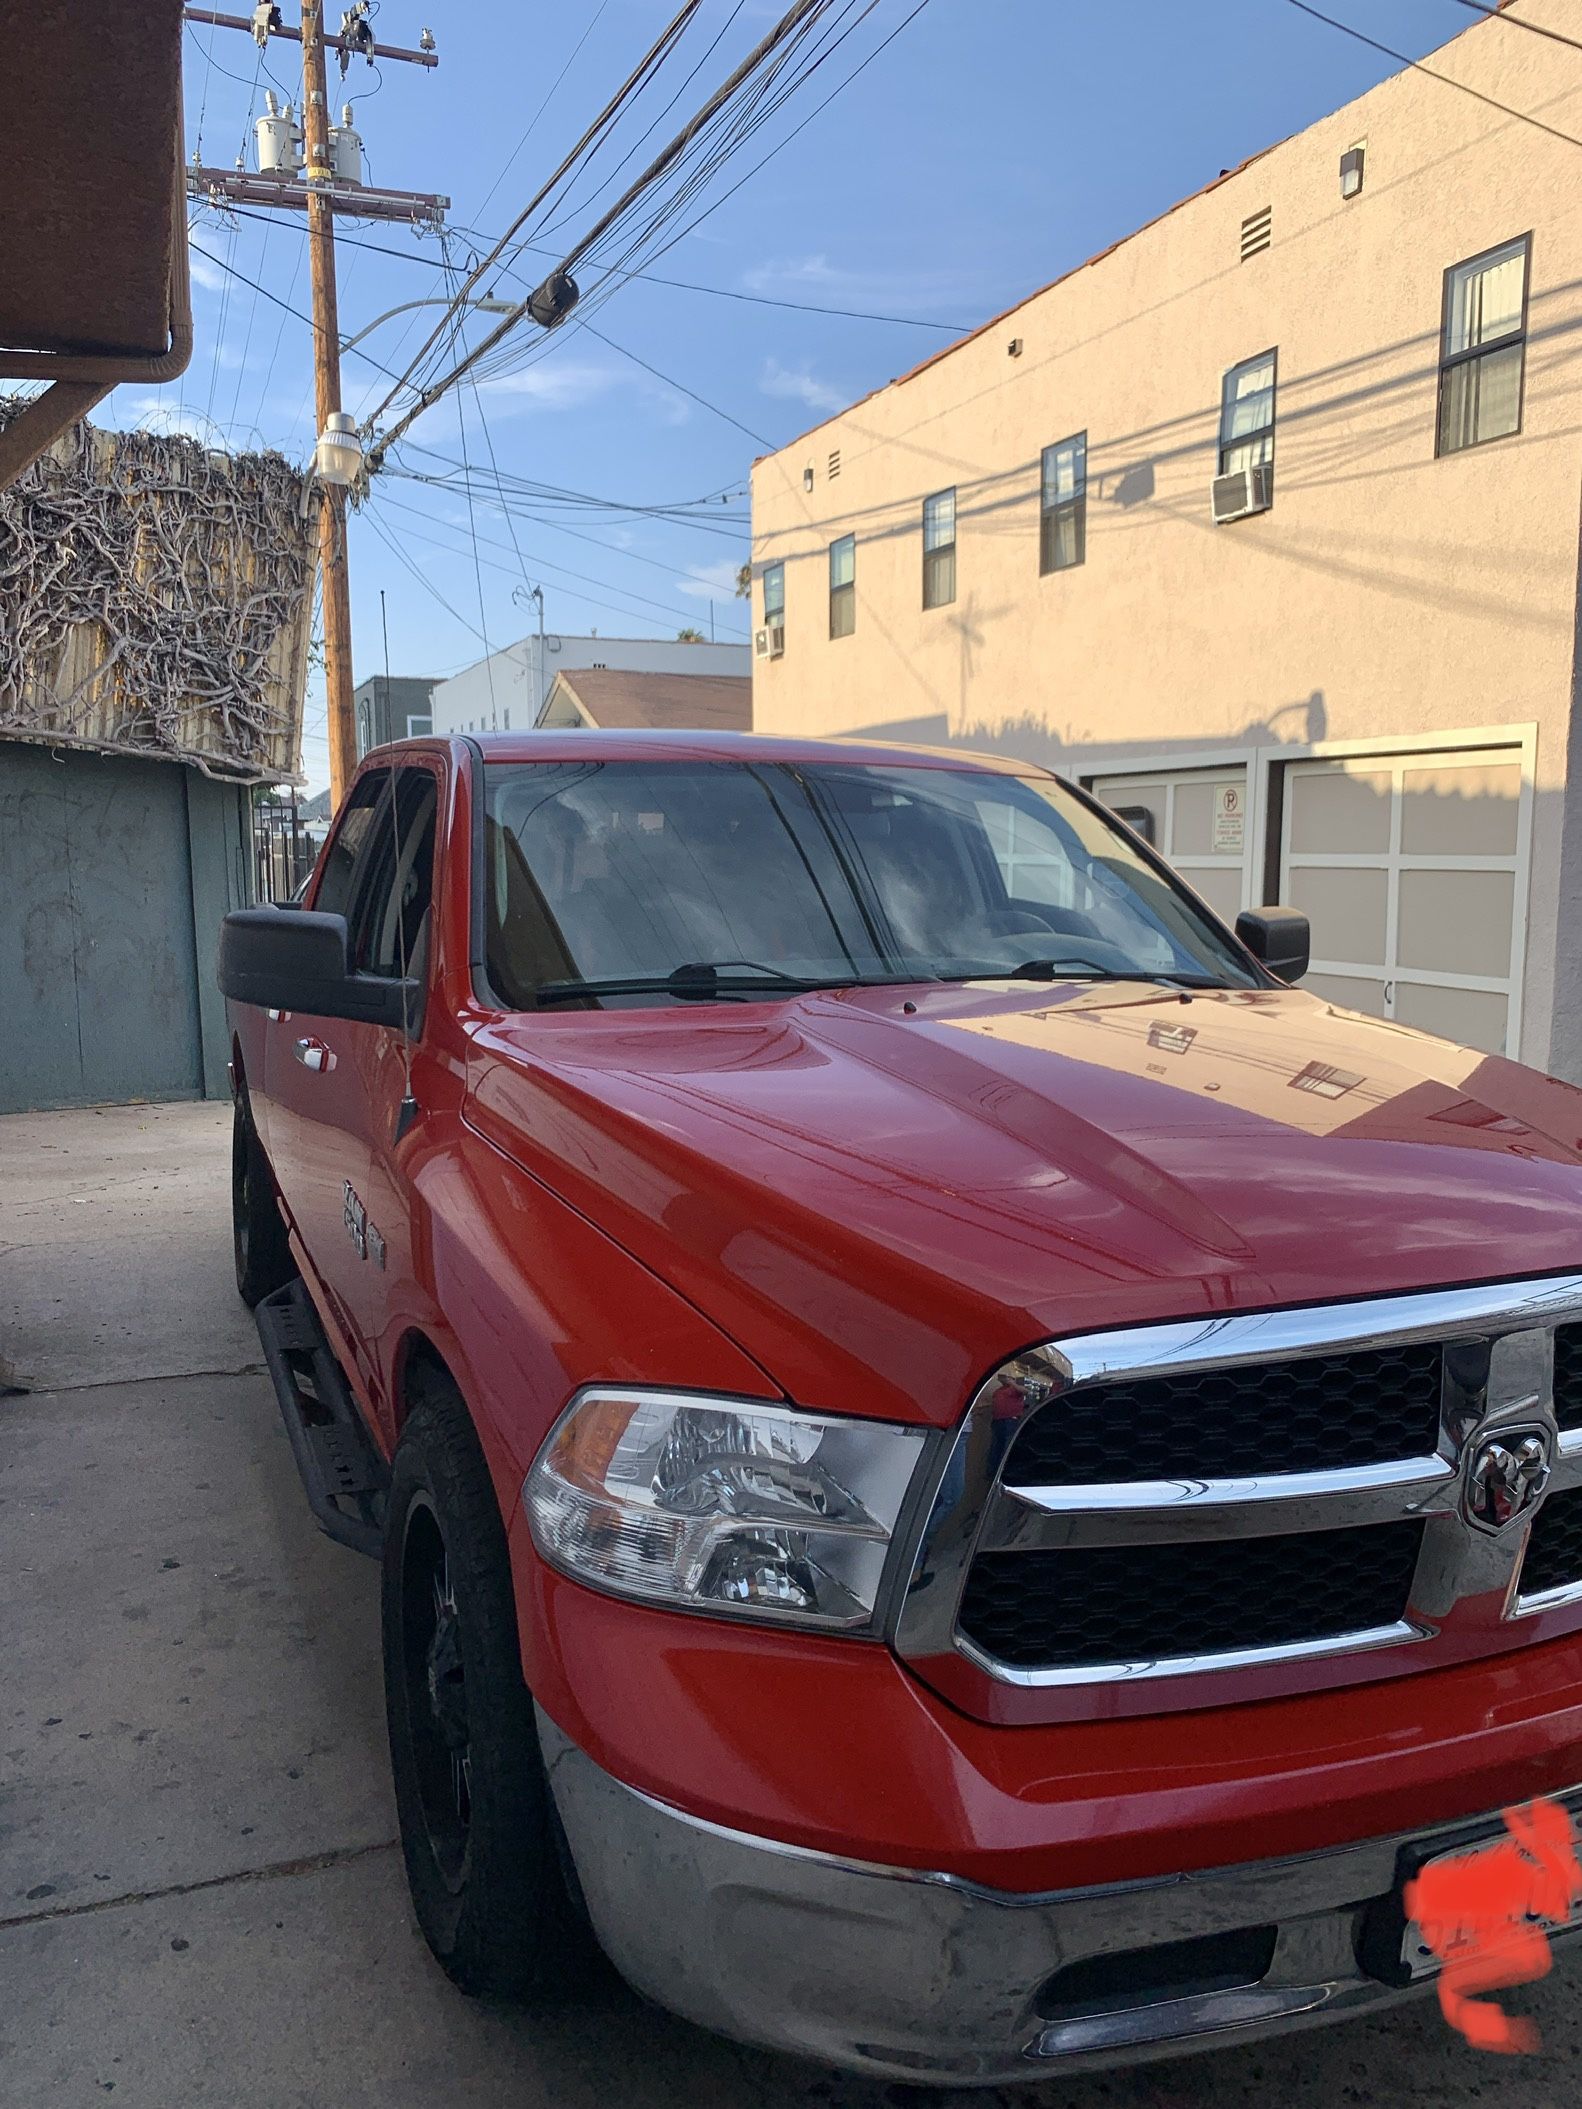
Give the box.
[482,758,1260,1006]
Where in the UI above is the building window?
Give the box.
[1040,432,1086,573]
[1438,234,1529,455]
[922,487,956,609]
[1219,350,1276,481]
[404,714,433,739]
[829,535,855,638]
[763,562,785,628]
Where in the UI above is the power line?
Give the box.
[1286,2,1582,150]
[388,467,746,584]
[363,2,707,431]
[474,0,617,223]
[188,239,412,385]
[625,0,933,273]
[366,0,875,463]
[1453,0,1582,60]
[375,494,750,639]
[579,321,773,446]
[214,198,970,331]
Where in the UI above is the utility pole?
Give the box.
[300,0,356,804]
[185,3,446,810]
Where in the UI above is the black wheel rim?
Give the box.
[399,1494,472,1889]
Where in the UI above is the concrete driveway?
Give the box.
[4,1101,1582,2106]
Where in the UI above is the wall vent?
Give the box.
[1241,206,1272,261]
[828,448,842,479]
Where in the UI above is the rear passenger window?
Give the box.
[346,769,438,979]
[313,777,384,922]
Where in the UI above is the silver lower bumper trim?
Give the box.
[538,1711,1573,2084]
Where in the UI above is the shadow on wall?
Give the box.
[850,689,1329,772]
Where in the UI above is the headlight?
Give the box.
[524,1388,929,1632]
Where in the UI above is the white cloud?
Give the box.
[480,361,617,413]
[676,558,744,604]
[743,252,977,320]
[480,355,690,428]
[759,357,846,415]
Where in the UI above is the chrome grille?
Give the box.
[958,1522,1424,1670]
[1555,1324,1582,1431]
[894,1273,1582,1721]
[1000,1343,1442,1487]
[1521,1484,1582,1601]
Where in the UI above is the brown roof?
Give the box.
[551,668,753,733]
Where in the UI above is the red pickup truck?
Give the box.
[219,730,1582,2082]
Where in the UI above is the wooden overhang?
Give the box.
[0,0,192,487]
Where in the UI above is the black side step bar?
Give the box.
[255,1279,390,1558]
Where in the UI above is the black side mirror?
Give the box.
[218,907,415,1029]
[1235,906,1310,985]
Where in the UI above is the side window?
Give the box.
[1438,234,1529,454]
[311,775,385,922]
[347,769,439,980]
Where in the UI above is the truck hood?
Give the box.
[467,983,1582,1426]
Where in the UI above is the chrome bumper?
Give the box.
[540,1710,1576,2084]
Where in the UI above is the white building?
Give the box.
[430,633,751,736]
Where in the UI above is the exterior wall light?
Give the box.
[1340,145,1365,199]
[803,465,815,492]
[315,411,363,486]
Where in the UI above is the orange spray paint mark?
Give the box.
[1403,1798,1582,2054]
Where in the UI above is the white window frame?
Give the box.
[405,714,433,739]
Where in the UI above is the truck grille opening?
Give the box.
[1001,1344,1444,1488]
[957,1521,1424,1671]
[1035,1925,1278,2020]
[1555,1325,1582,1432]
[1521,1485,1582,1598]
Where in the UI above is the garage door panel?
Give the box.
[1399,763,1520,857]
[1306,972,1389,1017]
[1170,780,1226,856]
[1287,866,1389,966]
[1280,748,1524,1063]
[1397,868,1515,980]
[1393,981,1509,1054]
[1186,866,1243,922]
[1287,767,1392,854]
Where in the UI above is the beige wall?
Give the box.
[750,2,1582,1074]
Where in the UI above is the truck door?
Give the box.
[263,764,436,1390]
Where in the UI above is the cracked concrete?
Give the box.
[6,1101,1582,2106]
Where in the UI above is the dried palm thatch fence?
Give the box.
[0,402,315,783]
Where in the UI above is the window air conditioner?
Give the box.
[755,624,785,660]
[1211,461,1273,524]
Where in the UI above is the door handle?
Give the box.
[293,1037,336,1073]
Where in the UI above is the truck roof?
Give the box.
[387,728,1045,776]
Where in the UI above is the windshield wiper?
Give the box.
[532,961,913,1006]
[958,958,1235,990]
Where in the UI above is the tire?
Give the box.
[232,1090,295,1308]
[383,1377,595,1999]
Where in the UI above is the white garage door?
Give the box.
[1280,748,1527,1057]
[1089,765,1252,925]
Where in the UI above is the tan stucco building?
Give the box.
[750,0,1582,1079]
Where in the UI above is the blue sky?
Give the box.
[152,0,1480,790]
